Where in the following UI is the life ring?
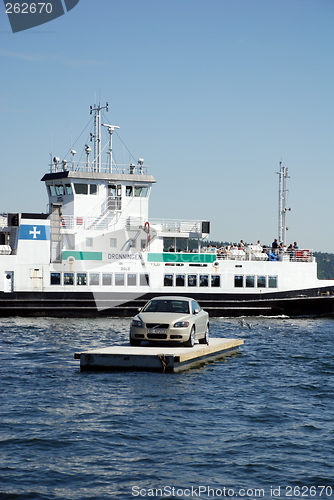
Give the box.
[144,221,150,233]
[303,250,310,259]
[61,217,66,227]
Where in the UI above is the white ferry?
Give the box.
[1,103,334,318]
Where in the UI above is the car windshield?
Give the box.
[143,300,190,314]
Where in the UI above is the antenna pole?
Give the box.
[277,161,290,245]
[90,102,108,172]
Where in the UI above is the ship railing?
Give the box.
[215,248,314,262]
[49,162,149,175]
[60,214,118,231]
[149,219,206,234]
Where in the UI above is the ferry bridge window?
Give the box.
[140,273,150,286]
[188,274,197,287]
[102,273,112,286]
[268,276,278,288]
[65,184,72,195]
[127,274,137,286]
[257,276,266,288]
[164,274,173,287]
[48,185,56,196]
[77,273,87,286]
[89,273,99,286]
[211,275,220,287]
[64,272,74,285]
[141,186,149,197]
[50,272,61,285]
[126,186,133,196]
[74,183,88,195]
[55,184,65,196]
[134,186,143,197]
[89,184,97,195]
[115,273,125,286]
[234,275,244,288]
[246,276,255,288]
[176,274,185,286]
[199,275,209,287]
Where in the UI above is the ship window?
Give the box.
[89,273,99,286]
[129,239,136,248]
[176,274,185,286]
[268,276,278,288]
[115,273,125,286]
[50,272,61,285]
[211,275,220,287]
[188,274,197,287]
[234,275,244,288]
[257,276,266,288]
[199,275,209,287]
[140,273,150,286]
[64,273,74,285]
[110,238,117,248]
[134,186,142,197]
[246,276,255,288]
[90,184,97,195]
[164,274,173,286]
[127,274,137,286]
[102,273,112,286]
[126,186,133,196]
[55,184,65,196]
[74,183,88,195]
[77,273,87,286]
[141,186,148,197]
[65,184,72,195]
[49,185,56,196]
[86,238,93,248]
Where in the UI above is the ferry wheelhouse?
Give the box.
[1,103,334,317]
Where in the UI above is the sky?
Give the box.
[0,0,333,251]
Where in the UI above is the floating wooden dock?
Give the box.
[74,338,244,373]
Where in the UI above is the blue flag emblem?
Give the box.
[19,225,50,240]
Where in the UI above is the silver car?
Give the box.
[129,296,209,347]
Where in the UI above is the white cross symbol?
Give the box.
[29,226,41,239]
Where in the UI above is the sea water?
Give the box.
[0,316,333,500]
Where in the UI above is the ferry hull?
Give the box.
[1,288,334,318]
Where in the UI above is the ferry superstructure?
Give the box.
[1,103,334,317]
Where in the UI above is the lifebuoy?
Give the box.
[303,250,311,259]
[144,221,150,233]
[61,217,66,227]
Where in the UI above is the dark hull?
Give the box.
[1,287,334,318]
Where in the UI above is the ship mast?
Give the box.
[90,102,108,172]
[277,161,290,245]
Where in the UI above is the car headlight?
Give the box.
[131,319,143,327]
[173,321,190,328]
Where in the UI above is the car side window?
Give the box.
[192,300,201,313]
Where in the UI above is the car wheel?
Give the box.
[184,326,195,347]
[199,324,209,344]
[129,335,141,346]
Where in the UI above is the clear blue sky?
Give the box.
[1,0,333,251]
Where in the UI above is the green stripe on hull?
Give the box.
[148,252,216,263]
[62,251,103,261]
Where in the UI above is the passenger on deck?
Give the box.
[272,239,279,253]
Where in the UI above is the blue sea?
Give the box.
[1,316,333,500]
